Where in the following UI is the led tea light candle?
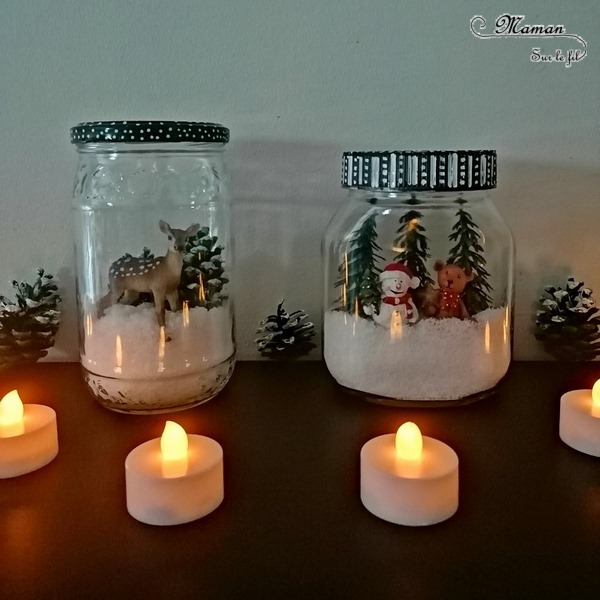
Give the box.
[125,421,224,526]
[360,422,459,526]
[0,390,59,479]
[559,380,600,457]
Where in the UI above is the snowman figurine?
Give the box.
[365,263,420,328]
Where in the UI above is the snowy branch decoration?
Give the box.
[535,278,600,361]
[448,204,493,314]
[393,209,434,288]
[0,269,61,369]
[179,226,228,309]
[335,213,383,318]
[255,300,316,359]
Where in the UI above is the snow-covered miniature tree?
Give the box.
[447,204,493,314]
[0,269,61,369]
[255,299,316,359]
[393,209,433,287]
[535,278,600,361]
[335,213,383,318]
[179,227,229,309]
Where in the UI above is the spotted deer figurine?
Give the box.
[99,220,200,332]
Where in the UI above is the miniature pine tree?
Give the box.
[179,227,229,309]
[393,208,433,287]
[335,213,383,318]
[447,204,493,314]
[535,278,600,361]
[358,271,382,317]
[0,269,61,369]
[255,300,316,359]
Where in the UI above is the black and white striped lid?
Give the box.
[70,121,229,144]
[342,150,496,192]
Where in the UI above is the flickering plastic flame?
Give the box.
[0,390,25,437]
[395,422,423,462]
[161,421,189,478]
[591,380,600,418]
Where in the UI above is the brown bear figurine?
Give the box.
[430,260,474,319]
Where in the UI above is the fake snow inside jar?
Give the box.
[323,150,514,406]
[70,121,234,414]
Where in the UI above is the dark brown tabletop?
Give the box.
[1,361,599,599]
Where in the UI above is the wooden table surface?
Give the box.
[1,361,599,599]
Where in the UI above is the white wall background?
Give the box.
[0,0,598,361]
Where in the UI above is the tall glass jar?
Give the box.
[323,150,513,406]
[70,121,234,413]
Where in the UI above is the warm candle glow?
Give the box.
[182,300,190,327]
[395,422,423,462]
[484,321,491,354]
[198,275,206,302]
[591,380,600,418]
[161,421,188,478]
[158,326,166,373]
[115,335,122,374]
[0,390,25,437]
[390,310,403,341]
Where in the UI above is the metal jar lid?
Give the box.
[342,150,496,192]
[70,121,229,144]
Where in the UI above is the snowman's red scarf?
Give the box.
[382,293,414,318]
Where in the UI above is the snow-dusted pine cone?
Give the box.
[179,227,229,309]
[255,300,316,359]
[0,269,61,369]
[535,278,600,361]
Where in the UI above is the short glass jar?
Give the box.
[70,121,234,413]
[323,150,513,406]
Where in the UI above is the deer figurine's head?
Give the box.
[103,220,201,330]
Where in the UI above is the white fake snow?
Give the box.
[82,303,234,410]
[324,307,510,401]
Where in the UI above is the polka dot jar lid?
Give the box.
[342,150,496,192]
[70,121,229,144]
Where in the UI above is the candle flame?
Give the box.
[592,380,600,418]
[0,390,25,437]
[161,421,189,478]
[395,422,423,462]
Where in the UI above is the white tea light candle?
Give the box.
[559,381,600,457]
[0,390,59,478]
[125,421,224,526]
[360,422,459,526]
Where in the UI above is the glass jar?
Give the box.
[323,150,513,406]
[70,121,234,414]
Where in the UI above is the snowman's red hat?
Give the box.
[380,262,415,280]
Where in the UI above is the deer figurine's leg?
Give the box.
[166,290,179,312]
[120,290,140,305]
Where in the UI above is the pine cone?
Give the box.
[179,227,229,309]
[0,269,61,370]
[255,300,316,359]
[535,278,600,361]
